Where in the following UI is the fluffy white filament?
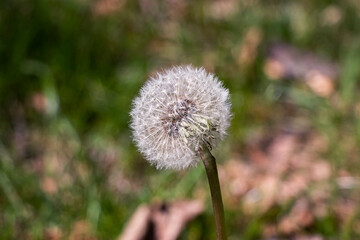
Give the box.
[130,65,231,170]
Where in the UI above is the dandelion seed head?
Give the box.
[130,65,232,170]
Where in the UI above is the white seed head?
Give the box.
[130,65,232,170]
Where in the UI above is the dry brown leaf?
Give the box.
[310,160,331,181]
[305,71,334,97]
[69,220,96,240]
[243,175,279,214]
[118,205,151,240]
[219,126,356,237]
[293,235,324,240]
[44,226,62,240]
[277,173,308,204]
[118,200,203,240]
[333,198,357,222]
[206,0,239,20]
[41,177,58,195]
[321,5,342,26]
[278,198,313,234]
[93,0,126,15]
[237,27,263,67]
[264,43,338,97]
[32,92,48,113]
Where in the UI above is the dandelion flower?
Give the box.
[130,65,231,170]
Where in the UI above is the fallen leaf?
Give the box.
[278,198,313,234]
[265,43,338,97]
[118,200,203,240]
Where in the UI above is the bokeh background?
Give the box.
[1,0,360,239]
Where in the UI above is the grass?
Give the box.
[1,0,360,239]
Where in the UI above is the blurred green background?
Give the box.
[1,0,360,239]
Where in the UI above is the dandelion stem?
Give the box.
[199,145,227,240]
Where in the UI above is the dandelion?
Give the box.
[130,65,230,240]
[130,65,231,170]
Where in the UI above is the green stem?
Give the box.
[199,145,227,240]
